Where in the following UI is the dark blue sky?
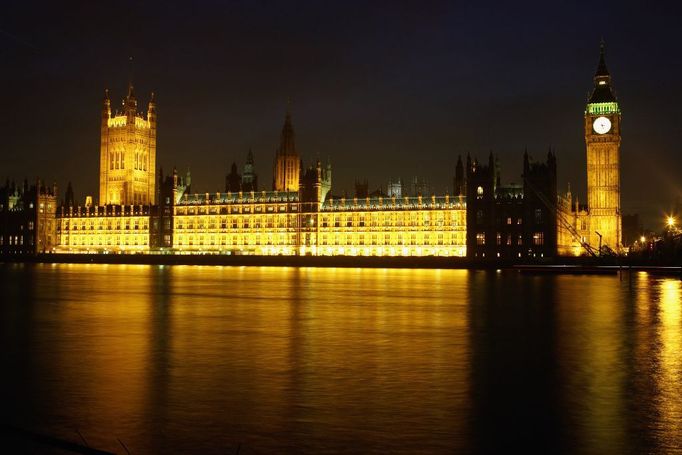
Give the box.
[1,1,680,227]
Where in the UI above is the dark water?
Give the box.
[0,264,681,454]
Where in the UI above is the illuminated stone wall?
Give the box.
[56,206,151,253]
[173,191,300,255]
[171,192,466,256]
[54,191,466,256]
[585,110,622,251]
[99,87,157,206]
[313,195,466,257]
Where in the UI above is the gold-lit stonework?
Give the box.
[57,206,150,253]
[558,43,622,255]
[99,86,157,206]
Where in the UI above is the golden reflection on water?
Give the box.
[555,275,627,453]
[2,264,682,453]
[656,279,682,450]
[9,264,472,453]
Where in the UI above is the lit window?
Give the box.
[533,232,544,246]
[477,186,484,196]
[476,233,485,246]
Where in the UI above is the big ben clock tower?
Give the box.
[585,42,621,251]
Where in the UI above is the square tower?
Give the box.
[99,85,157,206]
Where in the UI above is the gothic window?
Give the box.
[534,208,542,224]
[476,233,485,245]
[533,232,544,246]
[476,210,484,225]
[110,153,114,170]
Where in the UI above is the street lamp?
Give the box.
[667,216,676,229]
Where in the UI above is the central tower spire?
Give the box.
[273,103,301,192]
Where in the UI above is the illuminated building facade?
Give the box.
[0,180,57,254]
[171,162,465,256]
[558,43,622,255]
[14,47,626,260]
[54,98,466,257]
[99,85,157,206]
[57,205,152,253]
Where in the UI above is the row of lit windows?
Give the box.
[61,235,149,247]
[475,232,545,246]
[174,211,465,228]
[60,219,149,231]
[175,205,293,215]
[175,214,295,230]
[313,246,465,257]
[1,235,29,246]
[317,232,463,246]
[319,211,461,228]
[175,234,296,247]
[108,151,149,171]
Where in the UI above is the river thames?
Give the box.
[1,264,680,453]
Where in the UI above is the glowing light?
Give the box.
[667,216,676,228]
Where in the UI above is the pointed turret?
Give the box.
[588,41,617,103]
[147,91,156,121]
[123,81,138,120]
[273,105,301,192]
[102,89,111,118]
[64,181,75,207]
[277,109,297,156]
[242,149,258,192]
[455,155,464,196]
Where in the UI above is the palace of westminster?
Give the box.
[0,45,624,259]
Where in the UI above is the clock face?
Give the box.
[593,116,612,134]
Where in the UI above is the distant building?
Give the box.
[0,180,57,254]
[411,177,429,197]
[354,179,369,198]
[454,156,465,196]
[225,162,241,193]
[387,179,402,198]
[242,150,258,192]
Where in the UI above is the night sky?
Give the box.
[1,1,680,228]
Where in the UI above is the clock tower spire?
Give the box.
[584,41,622,251]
